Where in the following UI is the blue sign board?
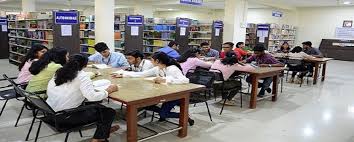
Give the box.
[54,11,78,25]
[180,0,203,5]
[178,18,190,27]
[0,17,7,25]
[127,16,143,26]
[214,21,223,29]
[272,11,283,17]
[257,24,270,30]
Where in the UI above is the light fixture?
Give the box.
[343,1,352,5]
[167,9,174,11]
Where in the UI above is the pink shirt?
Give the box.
[210,60,255,80]
[17,60,35,84]
[180,58,212,75]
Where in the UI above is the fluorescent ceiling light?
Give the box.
[167,9,174,11]
[343,1,352,5]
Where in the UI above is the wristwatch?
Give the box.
[268,64,272,67]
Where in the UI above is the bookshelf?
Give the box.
[246,23,257,49]
[79,15,95,55]
[7,13,54,65]
[189,20,212,48]
[114,14,125,52]
[268,23,296,52]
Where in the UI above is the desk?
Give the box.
[304,58,333,85]
[241,67,285,109]
[86,68,205,142]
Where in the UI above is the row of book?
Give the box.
[144,32,175,39]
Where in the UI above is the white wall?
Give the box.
[153,10,224,22]
[297,6,354,47]
[247,8,298,26]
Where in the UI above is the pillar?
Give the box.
[134,4,154,18]
[95,0,115,51]
[223,0,248,44]
[22,0,36,12]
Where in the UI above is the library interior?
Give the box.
[0,0,354,142]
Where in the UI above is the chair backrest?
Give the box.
[209,69,225,81]
[18,87,56,115]
[187,69,216,88]
[2,74,23,97]
[286,59,304,66]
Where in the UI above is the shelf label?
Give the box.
[127,16,143,26]
[54,11,79,25]
[180,0,203,5]
[214,21,223,29]
[272,11,283,17]
[178,18,190,27]
[0,17,7,25]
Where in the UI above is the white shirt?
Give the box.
[288,52,311,59]
[130,59,154,72]
[123,65,189,84]
[46,71,108,112]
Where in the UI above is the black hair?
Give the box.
[177,47,202,63]
[291,46,303,53]
[302,41,312,47]
[221,51,238,65]
[200,42,210,47]
[168,41,178,48]
[253,43,266,52]
[29,47,68,75]
[19,44,48,71]
[223,42,234,48]
[280,42,290,52]
[54,54,88,86]
[236,42,244,48]
[152,52,182,71]
[94,42,109,52]
[126,50,144,59]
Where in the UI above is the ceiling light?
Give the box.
[167,9,174,11]
[343,1,352,5]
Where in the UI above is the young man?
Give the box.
[88,42,129,68]
[126,50,154,72]
[234,42,248,61]
[158,41,180,60]
[245,44,284,97]
[302,41,323,76]
[220,42,236,59]
[200,42,219,59]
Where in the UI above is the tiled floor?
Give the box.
[0,59,354,142]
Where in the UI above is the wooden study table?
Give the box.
[241,67,286,109]
[86,68,205,142]
[304,58,333,85]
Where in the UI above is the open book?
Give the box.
[92,64,111,69]
[92,79,111,91]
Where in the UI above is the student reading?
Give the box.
[46,54,119,142]
[178,47,212,75]
[200,42,219,59]
[126,50,154,72]
[88,42,129,68]
[158,41,181,60]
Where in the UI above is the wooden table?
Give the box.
[86,68,205,142]
[304,58,333,85]
[241,67,285,109]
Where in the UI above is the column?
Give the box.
[22,0,36,12]
[134,4,154,18]
[223,0,248,44]
[95,0,115,51]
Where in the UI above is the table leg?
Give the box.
[178,94,189,138]
[272,75,279,102]
[321,63,327,82]
[313,63,320,85]
[126,104,138,142]
[249,75,258,109]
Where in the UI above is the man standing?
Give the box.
[88,42,129,68]
[158,41,180,60]
[200,42,219,59]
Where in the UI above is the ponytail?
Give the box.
[54,54,88,86]
[29,47,68,75]
[152,52,182,71]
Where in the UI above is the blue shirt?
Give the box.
[205,48,220,58]
[88,52,129,68]
[158,46,180,60]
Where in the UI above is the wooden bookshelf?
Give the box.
[246,23,257,49]
[188,21,212,48]
[79,15,95,54]
[114,14,126,52]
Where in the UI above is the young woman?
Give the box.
[178,47,212,75]
[17,44,48,85]
[211,51,254,105]
[112,52,194,125]
[287,46,313,83]
[46,54,119,142]
[26,47,69,93]
[278,42,291,53]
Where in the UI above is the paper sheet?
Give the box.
[259,37,265,42]
[92,64,111,69]
[131,26,139,36]
[215,28,220,36]
[61,25,72,36]
[93,79,111,91]
[180,27,186,36]
[1,25,7,32]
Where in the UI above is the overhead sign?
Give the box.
[127,15,143,26]
[178,18,190,27]
[0,17,7,25]
[214,21,223,29]
[54,11,79,25]
[272,11,283,17]
[180,0,203,5]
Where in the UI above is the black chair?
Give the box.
[17,87,106,142]
[210,69,243,115]
[0,77,18,116]
[286,59,310,87]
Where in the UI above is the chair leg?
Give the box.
[281,77,283,93]
[79,130,83,137]
[205,101,212,122]
[64,132,70,142]
[34,121,42,142]
[120,103,123,110]
[0,100,9,116]
[219,99,227,115]
[15,103,26,127]
[26,110,38,141]
[150,112,155,122]
[240,91,243,108]
[107,98,110,104]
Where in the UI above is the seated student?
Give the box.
[26,47,69,93]
[112,52,194,125]
[178,47,212,75]
[245,44,284,97]
[302,41,323,77]
[17,44,48,85]
[158,41,180,60]
[211,51,254,105]
[89,42,129,68]
[200,42,219,59]
[46,54,119,142]
[234,42,248,60]
[220,42,239,59]
[126,50,154,72]
[277,42,291,53]
[287,46,313,83]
